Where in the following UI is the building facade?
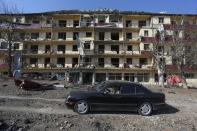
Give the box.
[0,10,197,85]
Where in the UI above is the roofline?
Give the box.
[0,10,196,16]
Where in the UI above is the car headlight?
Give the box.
[66,95,71,101]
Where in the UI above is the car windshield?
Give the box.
[94,81,106,92]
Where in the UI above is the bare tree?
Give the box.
[0,1,22,77]
[169,16,197,88]
[141,25,166,87]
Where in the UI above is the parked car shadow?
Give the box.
[153,104,179,115]
[90,104,179,116]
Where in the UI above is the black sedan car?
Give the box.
[65,80,165,116]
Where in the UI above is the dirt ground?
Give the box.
[0,78,197,131]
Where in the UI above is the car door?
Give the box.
[89,83,121,111]
[118,83,139,111]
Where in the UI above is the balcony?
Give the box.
[83,49,94,55]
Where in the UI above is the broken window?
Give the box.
[57,45,66,53]
[30,45,38,54]
[96,73,106,82]
[127,58,132,65]
[111,32,119,40]
[73,32,79,40]
[126,20,132,27]
[158,46,164,52]
[84,41,90,49]
[140,58,148,65]
[20,33,25,40]
[111,58,119,67]
[31,33,39,39]
[124,73,135,82]
[98,45,104,53]
[86,32,92,37]
[144,44,150,50]
[98,15,106,24]
[57,58,65,67]
[59,20,67,27]
[159,17,164,23]
[144,30,149,37]
[127,45,133,51]
[126,33,132,40]
[13,43,19,50]
[72,45,78,51]
[46,32,51,39]
[83,57,91,65]
[72,58,78,67]
[108,73,121,80]
[138,21,146,28]
[46,19,51,24]
[111,45,119,54]
[58,32,66,40]
[73,20,79,27]
[30,58,38,65]
[45,45,51,53]
[99,32,105,40]
[98,58,104,67]
[44,58,50,67]
[137,73,149,82]
[0,42,8,49]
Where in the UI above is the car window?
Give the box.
[120,84,135,95]
[136,85,145,94]
[104,83,121,95]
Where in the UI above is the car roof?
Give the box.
[104,80,141,85]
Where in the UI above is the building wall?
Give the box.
[1,12,196,84]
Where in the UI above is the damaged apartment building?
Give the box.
[0,10,197,85]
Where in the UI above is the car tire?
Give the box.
[74,100,89,114]
[138,102,152,116]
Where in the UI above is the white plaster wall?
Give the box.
[95,17,98,23]
[65,57,73,67]
[105,32,111,41]
[132,32,139,40]
[52,45,57,52]
[38,58,44,68]
[67,20,73,27]
[80,32,94,41]
[119,32,123,41]
[105,15,109,23]
[151,16,171,25]
[104,45,111,54]
[132,20,138,28]
[53,33,58,40]
[133,45,140,52]
[39,33,45,40]
[38,45,45,54]
[104,57,111,67]
[95,32,99,40]
[132,58,139,65]
[140,42,144,50]
[19,43,23,50]
[119,58,124,67]
[66,45,78,54]
[66,32,73,41]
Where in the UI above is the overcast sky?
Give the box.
[1,0,197,14]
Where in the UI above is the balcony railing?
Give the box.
[94,22,123,28]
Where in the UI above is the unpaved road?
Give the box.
[0,79,197,131]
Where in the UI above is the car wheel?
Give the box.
[74,100,89,114]
[138,102,152,116]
